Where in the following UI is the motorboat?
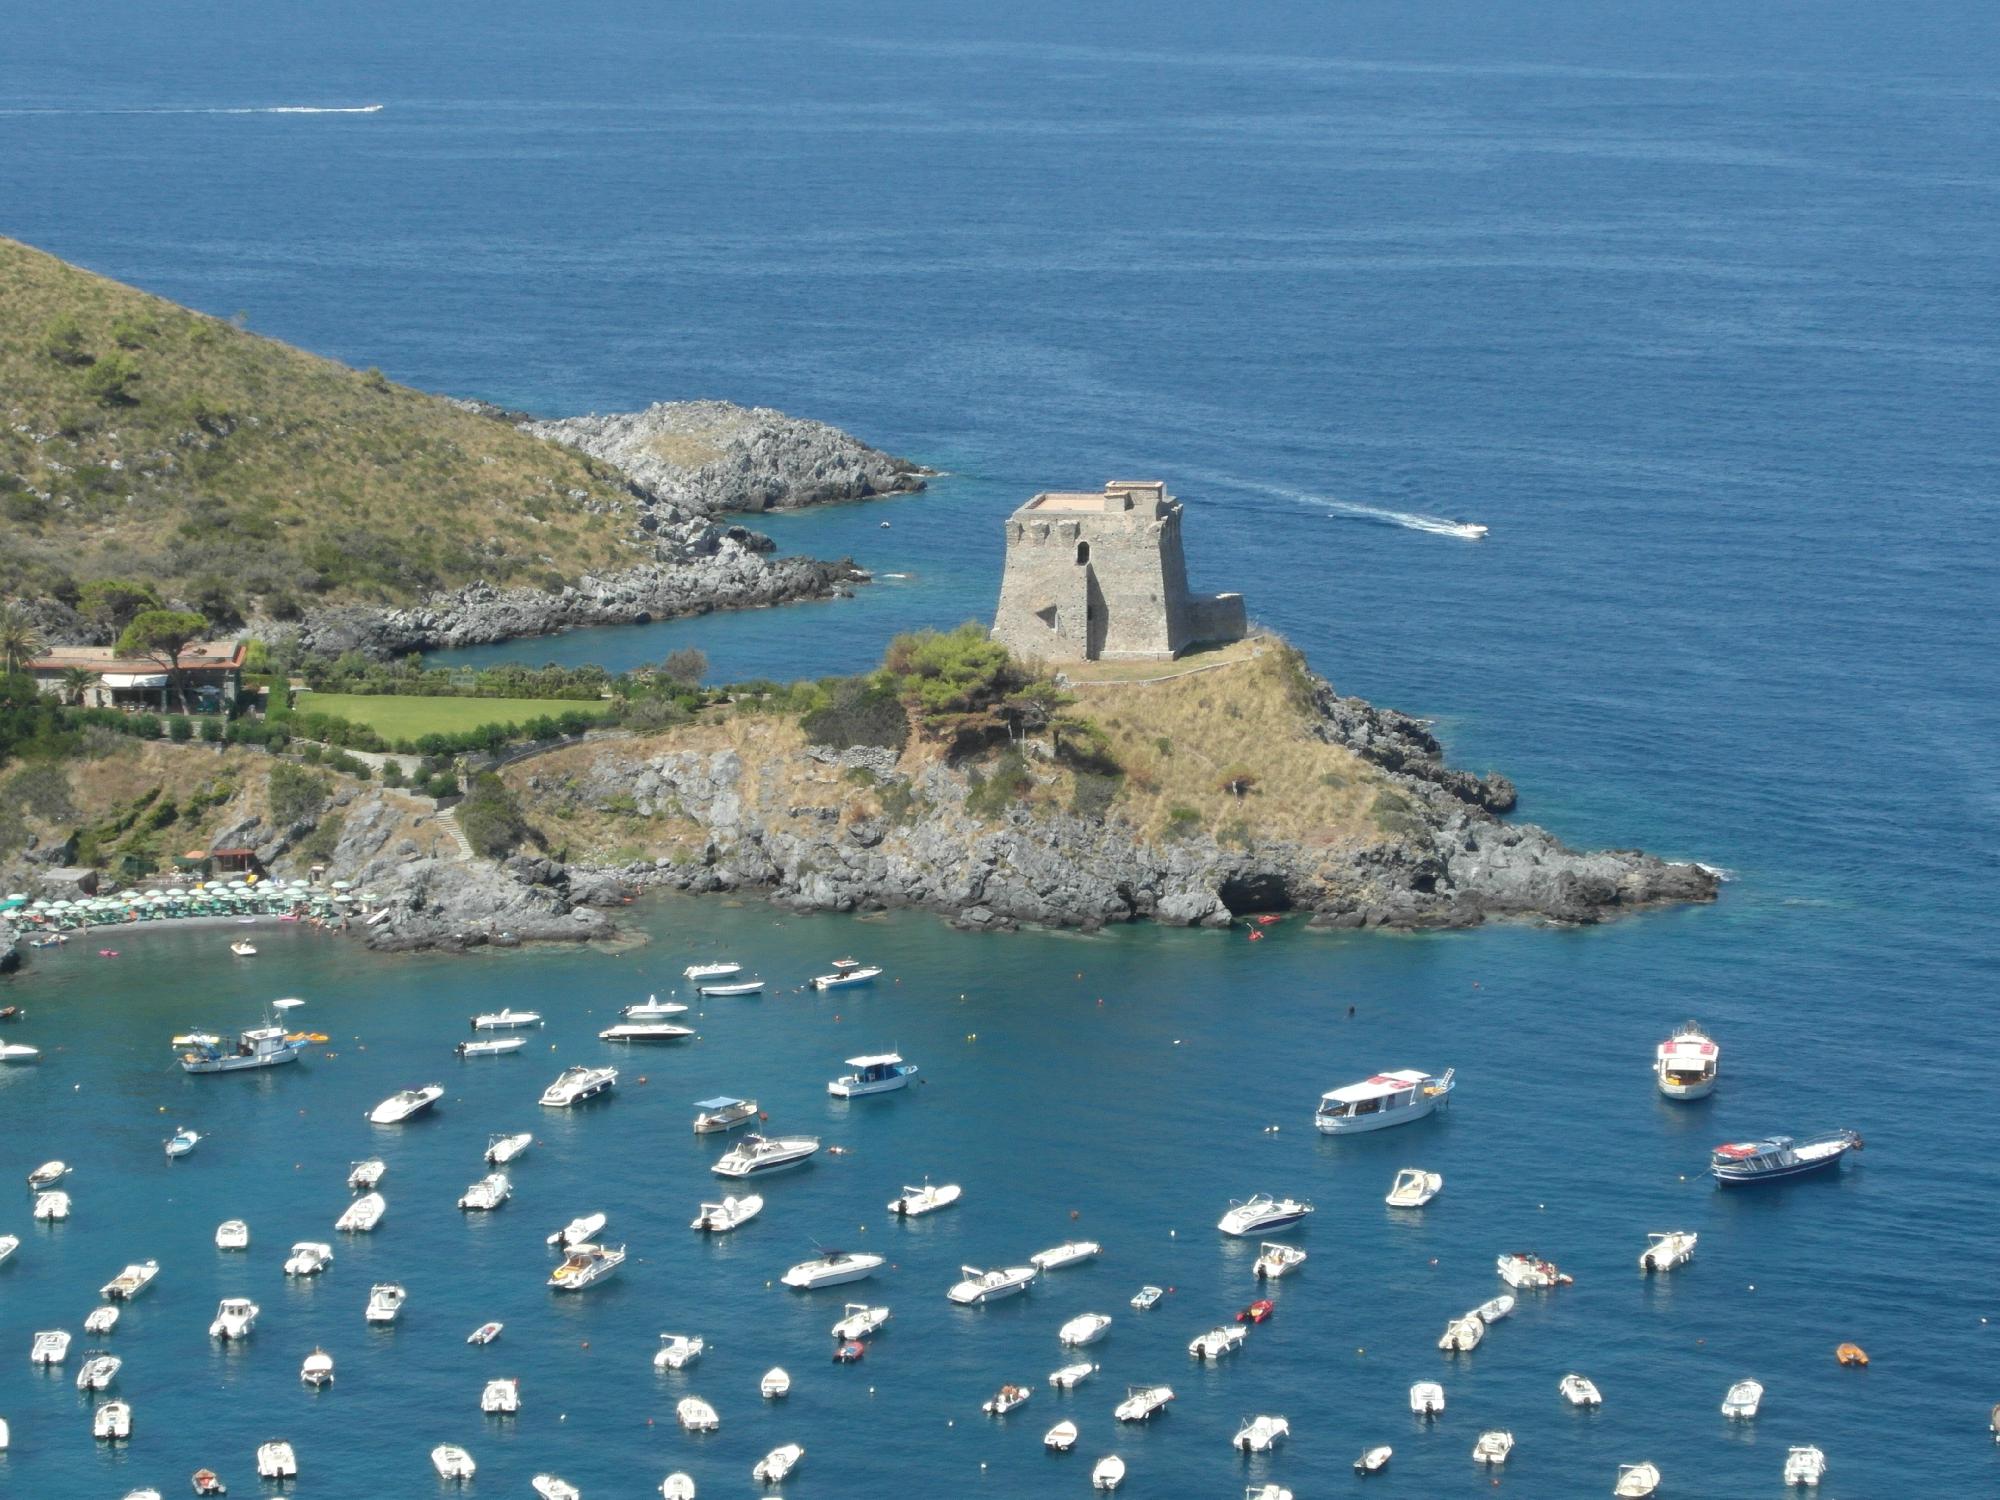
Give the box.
[1050,1362,1097,1389]
[85,1305,119,1335]
[300,1349,334,1387]
[1616,1462,1662,1497]
[782,1249,884,1289]
[691,1195,763,1233]
[255,1441,297,1480]
[811,965,881,990]
[1385,1168,1442,1207]
[625,995,691,1019]
[948,1263,1038,1304]
[549,1242,625,1290]
[692,1096,757,1134]
[179,1022,306,1074]
[164,1127,202,1158]
[889,1180,961,1217]
[481,1377,521,1413]
[487,1133,533,1165]
[368,1085,443,1124]
[1474,1294,1515,1324]
[471,1008,542,1030]
[365,1283,406,1324]
[214,1219,248,1249]
[1784,1445,1827,1486]
[431,1445,476,1480]
[283,1241,333,1277]
[1655,1020,1720,1099]
[1061,1312,1113,1347]
[1561,1372,1604,1407]
[192,1470,226,1496]
[1237,1298,1275,1325]
[1253,1243,1306,1280]
[1131,1285,1165,1310]
[102,1260,160,1300]
[1045,1419,1079,1451]
[27,1160,68,1188]
[467,1321,503,1345]
[1437,1315,1484,1353]
[95,1399,132,1440]
[661,1476,696,1500]
[458,1173,511,1211]
[77,1352,122,1390]
[1217,1194,1313,1237]
[827,1052,917,1097]
[1032,1240,1100,1270]
[1355,1445,1393,1473]
[336,1193,385,1233]
[1639,1229,1698,1271]
[1836,1342,1869,1366]
[348,1159,387,1190]
[457,1037,526,1058]
[531,1474,579,1500]
[753,1444,804,1484]
[1474,1430,1514,1465]
[34,1189,70,1221]
[1497,1253,1573,1289]
[1234,1414,1289,1452]
[699,978,765,996]
[1711,1130,1863,1184]
[540,1064,617,1107]
[209,1297,258,1340]
[0,1042,40,1062]
[1314,1068,1454,1135]
[654,1336,704,1372]
[1114,1384,1174,1421]
[31,1328,72,1363]
[599,1022,696,1043]
[983,1382,1033,1415]
[676,1395,720,1431]
[1190,1325,1248,1360]
[1409,1381,1446,1415]
[833,1339,865,1363]
[230,939,256,956]
[1721,1378,1763,1418]
[761,1366,791,1398]
[831,1303,890,1340]
[683,961,742,980]
[712,1134,819,1178]
[1091,1454,1126,1490]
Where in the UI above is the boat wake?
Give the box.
[0,104,383,117]
[1179,470,1487,540]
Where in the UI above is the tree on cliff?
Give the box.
[0,606,44,676]
[116,609,206,714]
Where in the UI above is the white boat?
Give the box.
[978,1381,1030,1415]
[1217,1193,1313,1236]
[284,1241,333,1277]
[1092,1454,1126,1490]
[1050,1362,1097,1389]
[1438,1315,1484,1353]
[164,1126,201,1158]
[1497,1252,1573,1289]
[699,978,765,996]
[1784,1445,1827,1486]
[472,1008,542,1030]
[831,1302,890,1339]
[84,1305,119,1335]
[1190,1324,1248,1360]
[31,1329,71,1364]
[26,1160,68,1188]
[1409,1381,1446,1416]
[348,1159,386,1190]
[888,1180,961,1217]
[549,1242,625,1290]
[487,1132,533,1165]
[691,1195,762,1232]
[1616,1462,1662,1497]
[300,1349,334,1387]
[1385,1167,1442,1207]
[692,1096,757,1133]
[1253,1242,1306,1280]
[599,1022,696,1043]
[1721,1378,1764,1419]
[625,995,690,1019]
[753,1443,804,1483]
[94,1399,132,1440]
[102,1260,160,1300]
[336,1193,386,1233]
[0,1043,41,1062]
[783,1250,884,1289]
[481,1377,520,1413]
[467,1321,503,1345]
[1045,1419,1079,1451]
[1247,1488,1295,1500]
[33,1189,70,1221]
[713,1134,819,1178]
[1639,1229,1698,1272]
[1473,1430,1514,1465]
[178,1019,306,1073]
[811,966,881,990]
[365,1283,406,1324]
[209,1296,259,1340]
[214,1219,248,1249]
[1234,1414,1290,1453]
[229,939,257,956]
[532,1474,579,1500]
[1475,1294,1515,1324]
[761,1366,791,1399]
[458,1173,510,1211]
[948,1263,1038,1304]
[827,1052,918,1097]
[1114,1384,1174,1421]
[1032,1240,1100,1270]
[1130,1285,1165,1310]
[676,1395,720,1431]
[1061,1312,1113,1347]
[1315,1068,1454,1134]
[1355,1445,1393,1474]
[431,1444,475,1480]
[1655,1021,1719,1099]
[457,1037,526,1058]
[1560,1372,1604,1407]
[77,1352,122,1390]
[540,1064,617,1107]
[369,1084,443,1124]
[660,1475,696,1500]
[256,1440,298,1479]
[683,961,742,980]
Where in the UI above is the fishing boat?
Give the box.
[486,1133,533,1165]
[1050,1362,1097,1389]
[1314,1068,1454,1135]
[827,1052,918,1098]
[548,1213,607,1249]
[102,1260,160,1300]
[1114,1384,1174,1422]
[470,1007,542,1030]
[284,1241,333,1276]
[431,1445,475,1480]
[255,1441,297,1480]
[1385,1167,1442,1207]
[1616,1462,1662,1497]
[1474,1430,1515,1465]
[676,1395,720,1431]
[810,965,882,990]
[1060,1312,1113,1346]
[548,1242,625,1290]
[984,1382,1032,1415]
[1092,1454,1126,1489]
[1216,1193,1313,1236]
[1438,1315,1484,1353]
[598,1021,695,1043]
[34,1189,70,1221]
[1710,1131,1863,1184]
[77,1352,122,1390]
[539,1064,617,1108]
[947,1263,1038,1304]
[830,1303,890,1339]
[683,961,742,980]
[364,1283,406,1324]
[94,1399,132,1440]
[692,1096,758,1133]
[192,1469,226,1496]
[1131,1285,1165,1309]
[179,1005,310,1074]
[1639,1229,1698,1271]
[300,1349,334,1387]
[712,1133,819,1178]
[347,1159,386,1190]
[1045,1419,1079,1451]
[457,1037,526,1058]
[700,978,766,997]
[888,1179,961,1217]
[691,1195,763,1232]
[1721,1378,1763,1418]
[625,995,690,1019]
[655,1334,706,1371]
[761,1367,791,1398]
[753,1444,804,1483]
[84,1305,119,1335]
[1497,1253,1574,1289]
[467,1321,503,1345]
[531,1474,579,1500]
[782,1249,884,1289]
[481,1377,521,1413]
[1253,1242,1306,1279]
[1234,1414,1289,1452]
[457,1173,511,1211]
[164,1127,201,1158]
[335,1193,385,1233]
[1655,1021,1720,1098]
[31,1329,71,1364]
[368,1085,443,1124]
[1561,1372,1604,1407]
[208,1296,258,1340]
[1355,1446,1393,1474]
[1190,1325,1248,1360]
[27,1160,68,1188]
[1032,1239,1100,1270]
[1409,1381,1446,1415]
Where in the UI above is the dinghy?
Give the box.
[760,1367,791,1399]
[753,1443,804,1483]
[1091,1454,1126,1490]
[1560,1372,1604,1407]
[1355,1445,1393,1473]
[1044,1419,1078,1451]
[1616,1462,1662,1497]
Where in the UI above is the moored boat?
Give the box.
[1045,1418,1079,1451]
[712,1133,819,1178]
[1711,1130,1863,1184]
[699,978,765,996]
[27,1160,68,1189]
[661,1475,695,1500]
[1234,1414,1289,1452]
[690,1195,762,1233]
[102,1260,160,1300]
[1721,1377,1763,1418]
[1355,1445,1393,1474]
[1114,1384,1174,1422]
[1639,1229,1698,1271]
[831,1302,890,1340]
[208,1296,258,1340]
[782,1249,883,1290]
[364,1283,405,1324]
[540,1064,617,1108]
[676,1395,720,1431]
[1050,1361,1097,1389]
[368,1085,443,1124]
[1385,1167,1442,1207]
[599,1022,696,1043]
[1473,1429,1514,1465]
[683,961,742,981]
[255,1440,297,1480]
[1409,1381,1445,1415]
[625,995,690,1019]
[1031,1239,1100,1271]
[1217,1193,1313,1237]
[192,1469,226,1496]
[95,1398,132,1440]
[761,1366,791,1398]
[1497,1252,1573,1289]
[31,1328,71,1363]
[1130,1285,1164,1310]
[1060,1312,1112,1347]
[548,1242,624,1291]
[1314,1068,1454,1135]
[335,1193,385,1234]
[531,1474,579,1500]
[214,1219,248,1249]
[457,1037,526,1058]
[1237,1298,1275,1324]
[1783,1444,1826,1486]
[983,1382,1032,1415]
[467,1321,503,1345]
[486,1133,532,1165]
[753,1443,804,1484]
[1438,1315,1484,1353]
[1616,1462,1662,1497]
[83,1304,117,1334]
[1474,1294,1515,1324]
[431,1444,475,1480]
[283,1241,333,1277]
[457,1173,511,1212]
[888,1179,961,1217]
[347,1159,386,1190]
[827,1052,918,1098]
[948,1263,1038,1305]
[77,1351,122,1390]
[179,1021,306,1074]
[471,1008,542,1030]
[1190,1324,1248,1360]
[164,1127,202,1158]
[1560,1372,1603,1407]
[1091,1454,1126,1489]
[481,1377,521,1413]
[692,1096,757,1134]
[811,965,881,990]
[34,1189,70,1221]
[300,1349,334,1387]
[1655,1020,1719,1098]
[1253,1242,1306,1280]
[1835,1341,1868,1366]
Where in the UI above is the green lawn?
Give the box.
[294,692,611,738]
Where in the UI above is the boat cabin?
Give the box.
[1316,1070,1441,1123]
[843,1054,906,1084]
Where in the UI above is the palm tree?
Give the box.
[59,666,99,706]
[0,604,45,676]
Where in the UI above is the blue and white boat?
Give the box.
[179,1000,311,1074]
[1315,1068,1454,1134]
[828,1053,917,1098]
[1710,1130,1862,1184]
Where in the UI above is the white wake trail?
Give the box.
[0,104,383,117]
[1182,469,1488,539]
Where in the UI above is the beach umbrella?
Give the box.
[5,893,26,902]
[331,880,352,891]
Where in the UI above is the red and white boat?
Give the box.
[1655,1022,1719,1099]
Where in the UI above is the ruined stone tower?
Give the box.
[991,479,1247,664]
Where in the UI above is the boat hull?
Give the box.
[1712,1153,1849,1185]
[1315,1095,1441,1135]
[1657,1076,1717,1100]
[828,1073,910,1098]
[181,1048,301,1074]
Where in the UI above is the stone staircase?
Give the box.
[433,807,475,862]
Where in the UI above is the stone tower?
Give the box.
[991,479,1246,664]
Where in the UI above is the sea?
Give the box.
[3,2,1998,1495]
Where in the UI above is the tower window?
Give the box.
[1075,541,1090,565]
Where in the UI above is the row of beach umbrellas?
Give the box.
[7,877,382,927]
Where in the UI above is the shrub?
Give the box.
[801,676,909,752]
[168,716,194,742]
[381,761,405,788]
[4,762,75,821]
[199,717,224,743]
[268,762,332,826]
[1071,770,1123,819]
[1163,805,1204,841]
[81,351,142,405]
[965,749,1032,819]
[457,771,527,857]
[40,316,90,366]
[658,647,708,687]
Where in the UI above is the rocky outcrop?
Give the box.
[524,400,932,516]
[0,914,19,974]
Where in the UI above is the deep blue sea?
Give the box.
[4,2,1999,1495]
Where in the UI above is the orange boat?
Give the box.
[1835,1342,1869,1367]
